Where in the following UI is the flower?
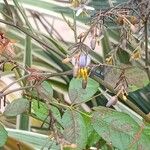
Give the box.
[62,51,91,89]
[75,4,95,16]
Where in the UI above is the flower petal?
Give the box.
[79,54,91,67]
[76,8,83,16]
[84,5,95,11]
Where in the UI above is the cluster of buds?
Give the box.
[116,15,139,33]
[0,32,15,59]
[106,70,128,107]
[62,43,91,89]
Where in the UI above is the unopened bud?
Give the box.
[77,32,85,40]
[106,96,118,107]
[73,64,79,77]
[90,37,96,50]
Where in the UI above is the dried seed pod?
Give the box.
[90,37,96,50]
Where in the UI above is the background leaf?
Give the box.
[3,98,29,117]
[0,123,8,147]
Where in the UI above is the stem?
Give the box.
[1,74,29,93]
[18,35,32,130]
[144,20,150,81]
[73,11,78,43]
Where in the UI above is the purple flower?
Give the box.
[78,53,91,67]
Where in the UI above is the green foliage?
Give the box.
[92,107,150,150]
[0,123,8,147]
[39,81,53,98]
[69,78,99,104]
[3,98,29,117]
[0,0,150,149]
[61,110,87,150]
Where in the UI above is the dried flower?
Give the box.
[130,49,141,61]
[0,32,15,58]
[105,56,113,65]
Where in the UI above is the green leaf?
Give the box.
[82,114,100,148]
[3,98,29,117]
[69,78,99,104]
[41,81,53,97]
[6,128,60,149]
[32,99,49,123]
[92,107,150,150]
[32,99,62,125]
[0,123,8,147]
[61,110,87,150]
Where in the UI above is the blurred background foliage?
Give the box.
[0,0,150,149]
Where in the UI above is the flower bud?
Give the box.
[73,64,79,77]
[90,37,96,50]
[106,96,118,107]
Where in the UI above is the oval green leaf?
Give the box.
[61,110,87,150]
[92,107,150,150]
[69,78,99,104]
[3,98,29,117]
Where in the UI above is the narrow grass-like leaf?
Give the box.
[0,123,8,147]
